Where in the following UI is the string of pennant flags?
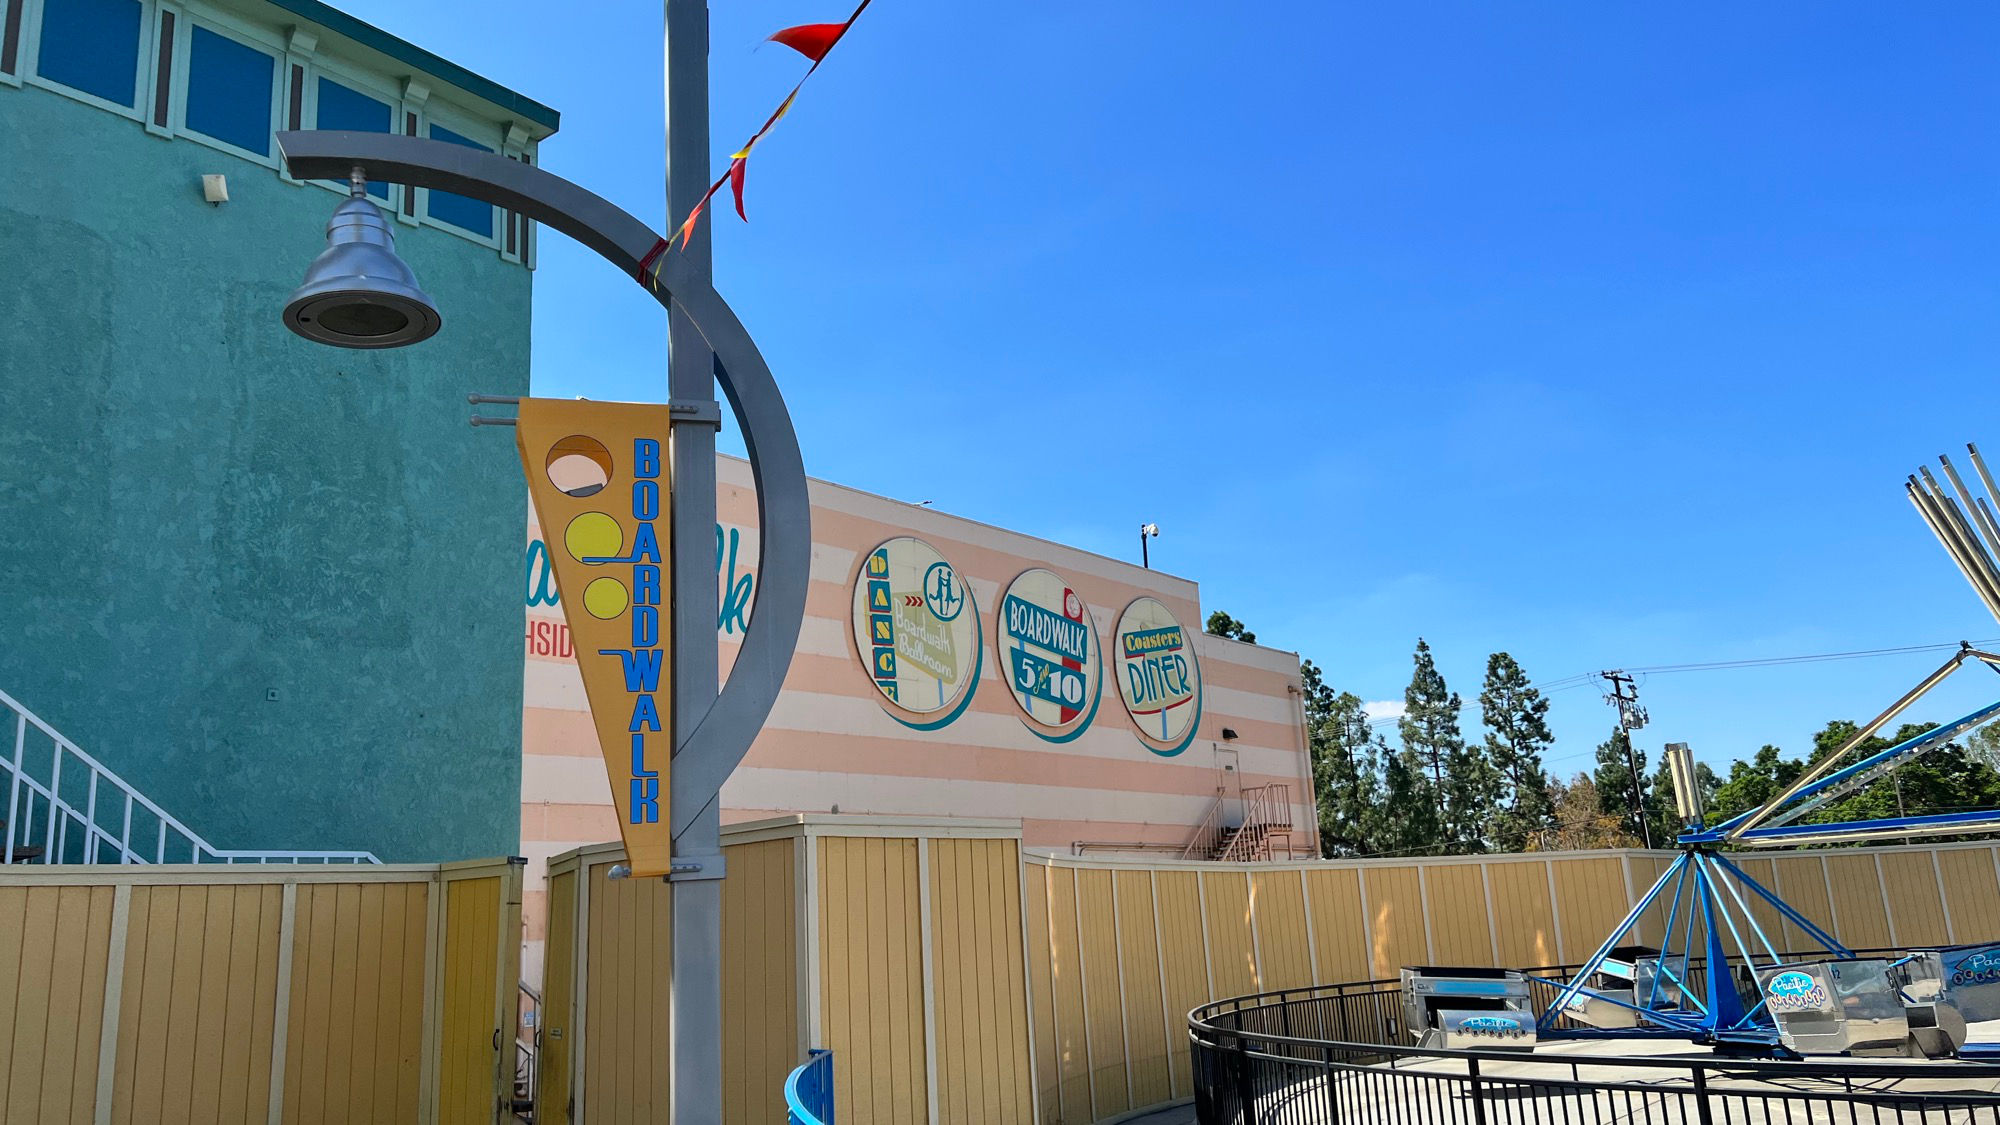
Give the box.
[638,0,873,292]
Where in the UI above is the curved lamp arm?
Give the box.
[277,131,809,839]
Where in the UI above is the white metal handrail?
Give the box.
[1,688,379,865]
[1181,794,1226,859]
[1218,783,1295,862]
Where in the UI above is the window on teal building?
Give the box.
[183,25,274,156]
[427,122,495,238]
[316,77,392,199]
[36,0,143,108]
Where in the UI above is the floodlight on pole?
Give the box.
[282,166,441,349]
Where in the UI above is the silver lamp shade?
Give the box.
[283,191,441,349]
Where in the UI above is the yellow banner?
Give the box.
[515,400,674,876]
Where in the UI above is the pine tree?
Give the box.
[1400,639,1454,822]
[1592,728,1656,844]
[1479,652,1556,852]
[1399,639,1490,850]
[1380,743,1443,855]
[1446,737,1502,853]
[1300,660,1384,856]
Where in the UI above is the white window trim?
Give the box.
[172,9,283,168]
[305,55,404,210]
[421,100,502,248]
[20,0,154,121]
[12,0,536,263]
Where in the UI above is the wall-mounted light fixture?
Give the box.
[201,174,229,204]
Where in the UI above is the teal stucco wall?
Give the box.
[0,78,530,861]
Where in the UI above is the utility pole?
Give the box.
[1602,670,1655,849]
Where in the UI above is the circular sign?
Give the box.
[996,569,1100,731]
[851,537,978,714]
[1114,597,1200,747]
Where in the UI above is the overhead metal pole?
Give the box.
[664,3,726,1124]
[1722,646,1966,840]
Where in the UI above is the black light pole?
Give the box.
[1141,522,1159,568]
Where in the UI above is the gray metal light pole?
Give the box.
[273,123,810,1125]
[663,4,726,1123]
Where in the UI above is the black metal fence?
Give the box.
[1189,970,2000,1125]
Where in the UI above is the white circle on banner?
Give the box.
[1114,597,1200,744]
[995,568,1099,731]
[850,537,978,714]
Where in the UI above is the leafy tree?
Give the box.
[1399,639,1493,851]
[1546,772,1634,849]
[1672,720,2000,847]
[1301,660,1386,856]
[1968,723,2000,775]
[1805,720,2000,835]
[1205,611,1256,645]
[1479,652,1556,851]
[1707,745,1803,826]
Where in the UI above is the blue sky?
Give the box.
[343,1,1999,780]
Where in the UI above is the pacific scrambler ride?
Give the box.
[1408,445,2000,1060]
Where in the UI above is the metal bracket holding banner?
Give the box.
[669,398,724,426]
[667,853,728,882]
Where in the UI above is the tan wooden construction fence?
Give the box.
[540,815,1037,1125]
[538,820,2000,1125]
[1023,839,2000,1123]
[0,857,523,1125]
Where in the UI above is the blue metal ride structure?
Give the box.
[1534,643,2000,1050]
[1534,446,2000,1053]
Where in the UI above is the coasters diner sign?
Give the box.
[1115,596,1202,755]
[516,399,676,877]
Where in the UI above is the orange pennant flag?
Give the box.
[728,158,748,220]
[674,193,711,249]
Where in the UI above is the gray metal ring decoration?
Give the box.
[276,131,810,838]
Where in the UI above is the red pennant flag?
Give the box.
[770,22,846,62]
[661,0,873,260]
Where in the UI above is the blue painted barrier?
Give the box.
[784,1047,834,1125]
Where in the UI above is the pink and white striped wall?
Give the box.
[519,454,1316,981]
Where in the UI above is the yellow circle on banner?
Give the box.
[565,512,623,563]
[583,577,630,620]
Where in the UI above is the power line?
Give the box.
[1619,639,2000,677]
[1357,637,2000,732]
